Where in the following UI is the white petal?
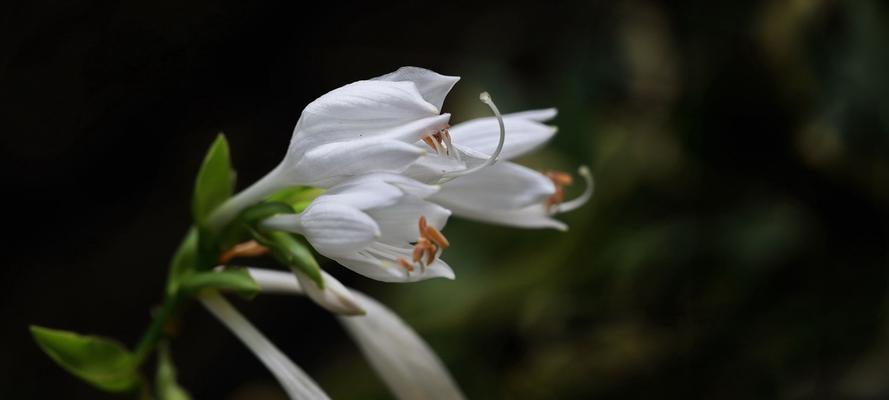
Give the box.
[367,196,451,245]
[289,80,447,157]
[432,161,555,210]
[373,67,460,112]
[263,203,380,255]
[329,173,441,200]
[501,107,557,122]
[318,181,404,211]
[338,291,465,400]
[401,153,468,183]
[448,113,557,159]
[434,201,567,231]
[334,251,455,283]
[199,292,331,400]
[294,269,365,316]
[289,139,425,187]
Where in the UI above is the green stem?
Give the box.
[133,293,183,364]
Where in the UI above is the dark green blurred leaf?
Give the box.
[30,326,140,393]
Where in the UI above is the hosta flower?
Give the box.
[376,68,592,229]
[261,173,454,282]
[429,109,592,230]
[246,268,465,400]
[209,69,457,228]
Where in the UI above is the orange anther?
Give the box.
[546,171,574,186]
[423,226,450,249]
[418,215,428,233]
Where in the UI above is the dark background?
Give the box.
[3,0,889,398]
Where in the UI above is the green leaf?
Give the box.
[166,228,199,295]
[192,134,235,225]
[30,326,140,393]
[178,268,260,297]
[156,344,191,400]
[256,230,324,288]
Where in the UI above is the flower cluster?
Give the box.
[30,67,591,400]
[205,67,592,398]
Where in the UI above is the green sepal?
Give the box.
[240,201,296,226]
[192,134,235,226]
[266,186,325,212]
[156,344,191,400]
[30,326,141,393]
[252,230,324,289]
[178,268,260,298]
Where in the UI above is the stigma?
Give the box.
[397,216,450,274]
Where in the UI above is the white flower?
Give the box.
[261,173,455,282]
[246,268,465,400]
[199,291,331,400]
[430,109,593,230]
[209,69,456,228]
[377,68,592,229]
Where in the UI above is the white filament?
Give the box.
[200,291,330,400]
[555,165,594,213]
[440,92,506,181]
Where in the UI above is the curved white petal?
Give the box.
[263,203,380,255]
[289,139,425,187]
[288,80,448,157]
[335,252,455,282]
[367,196,451,245]
[401,154,468,184]
[501,107,557,122]
[374,67,460,112]
[294,269,365,316]
[432,161,555,210]
[199,292,331,400]
[338,291,465,400]
[328,173,441,200]
[434,200,568,231]
[448,112,558,160]
[242,268,464,400]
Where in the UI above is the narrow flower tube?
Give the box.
[261,173,455,282]
[199,291,330,400]
[244,268,465,400]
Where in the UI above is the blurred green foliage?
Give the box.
[311,1,889,399]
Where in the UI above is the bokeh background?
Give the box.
[3,0,889,398]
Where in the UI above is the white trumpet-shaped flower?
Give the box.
[245,268,465,400]
[199,291,331,400]
[376,68,592,229]
[430,109,593,230]
[261,173,455,282]
[209,70,455,228]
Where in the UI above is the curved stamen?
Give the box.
[440,92,506,181]
[555,166,594,213]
